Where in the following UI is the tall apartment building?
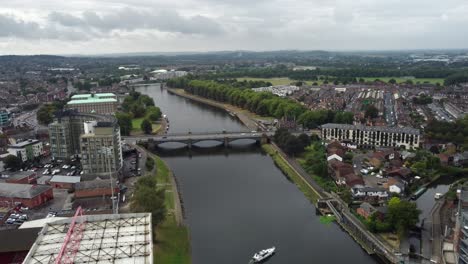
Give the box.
[7,139,43,162]
[49,110,99,159]
[67,93,118,114]
[0,109,11,126]
[80,121,123,174]
[321,123,420,149]
[48,110,122,174]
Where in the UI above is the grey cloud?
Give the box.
[0,13,89,40]
[0,14,41,38]
[49,8,225,36]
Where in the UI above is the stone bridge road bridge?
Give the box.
[122,130,320,149]
[123,131,272,149]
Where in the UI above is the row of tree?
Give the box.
[425,116,468,149]
[206,65,460,80]
[273,128,312,155]
[444,72,468,86]
[168,78,353,129]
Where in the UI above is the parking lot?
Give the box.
[353,152,387,188]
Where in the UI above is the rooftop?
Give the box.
[67,98,118,105]
[50,175,81,184]
[2,171,36,180]
[0,227,42,253]
[8,139,41,148]
[23,213,153,264]
[75,178,116,190]
[71,93,116,100]
[0,183,52,199]
[321,123,420,135]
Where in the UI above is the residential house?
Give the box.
[357,202,377,219]
[389,182,405,195]
[352,186,389,199]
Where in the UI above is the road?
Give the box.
[384,91,396,127]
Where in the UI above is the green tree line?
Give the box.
[425,115,468,149]
[168,78,354,129]
[201,65,462,80]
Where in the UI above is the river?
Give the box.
[136,84,379,264]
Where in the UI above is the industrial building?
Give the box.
[7,139,44,162]
[0,183,53,208]
[3,171,37,184]
[22,213,153,264]
[75,178,118,199]
[321,123,420,149]
[67,93,118,114]
[49,175,81,189]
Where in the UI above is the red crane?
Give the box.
[55,206,85,264]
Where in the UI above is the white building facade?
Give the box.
[321,123,420,149]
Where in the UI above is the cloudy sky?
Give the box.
[0,0,467,55]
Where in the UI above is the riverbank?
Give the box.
[262,144,321,203]
[167,87,267,130]
[144,149,191,263]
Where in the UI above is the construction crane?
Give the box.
[55,206,85,264]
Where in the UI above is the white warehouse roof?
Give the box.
[50,175,81,184]
[23,213,153,264]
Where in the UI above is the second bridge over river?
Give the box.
[123,131,274,149]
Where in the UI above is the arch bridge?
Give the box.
[124,131,273,149]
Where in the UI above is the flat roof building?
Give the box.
[67,93,118,114]
[80,120,123,175]
[49,175,81,189]
[23,213,153,264]
[321,123,420,149]
[7,139,43,162]
[3,171,37,184]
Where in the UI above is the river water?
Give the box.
[136,84,378,264]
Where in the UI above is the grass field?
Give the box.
[152,155,191,264]
[132,118,161,133]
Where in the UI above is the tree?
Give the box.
[141,119,153,134]
[36,104,55,125]
[364,105,379,119]
[116,112,132,136]
[284,136,303,156]
[4,155,22,170]
[297,133,311,149]
[388,78,397,84]
[387,197,421,237]
[130,176,166,226]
